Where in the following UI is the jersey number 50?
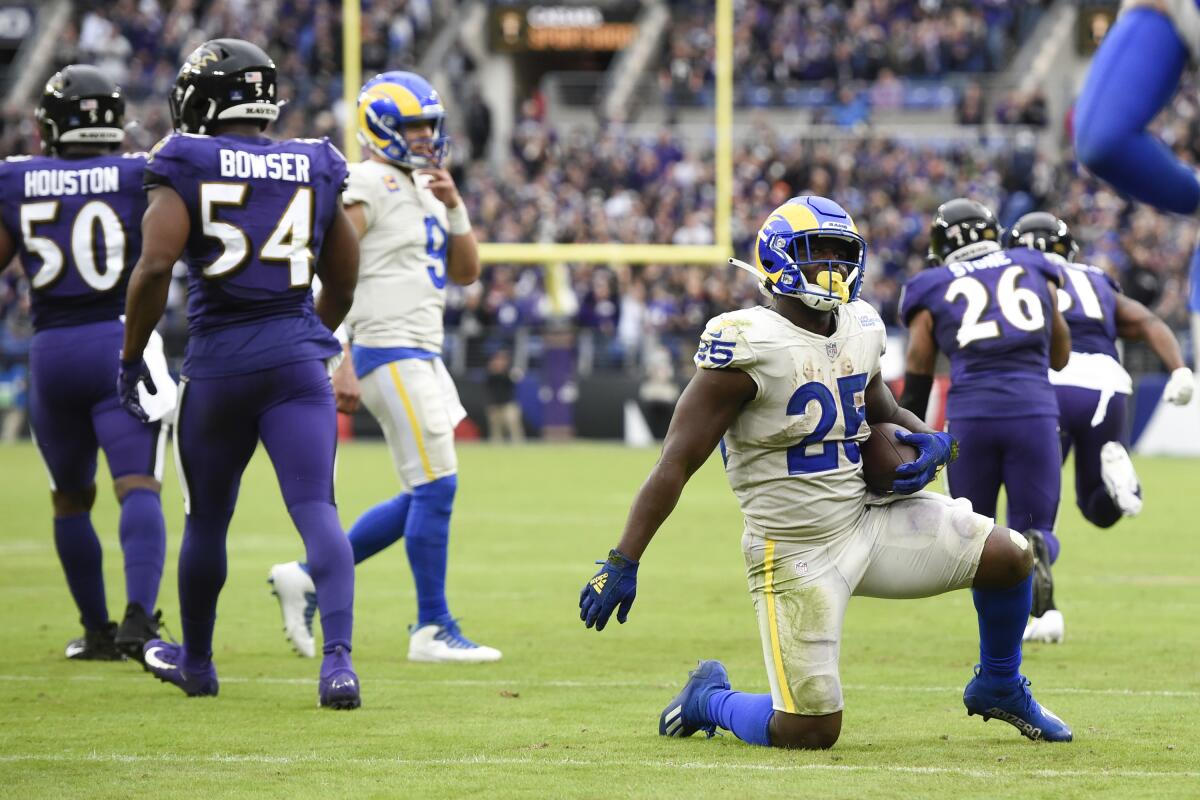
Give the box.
[20,201,126,291]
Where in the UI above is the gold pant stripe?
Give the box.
[387,362,435,482]
[764,539,796,714]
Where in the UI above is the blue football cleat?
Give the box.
[963,665,1072,742]
[659,659,730,738]
[142,639,218,697]
[318,645,361,710]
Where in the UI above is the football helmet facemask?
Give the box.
[730,195,867,312]
[357,71,449,169]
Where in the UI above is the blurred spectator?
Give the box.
[0,360,26,443]
[638,346,680,439]
[484,349,525,443]
[957,82,986,126]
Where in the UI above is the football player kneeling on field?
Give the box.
[578,196,1072,748]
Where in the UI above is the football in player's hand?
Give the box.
[861,423,919,493]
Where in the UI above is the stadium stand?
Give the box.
[0,0,1192,435]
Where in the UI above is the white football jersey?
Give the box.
[695,301,887,541]
[342,159,449,351]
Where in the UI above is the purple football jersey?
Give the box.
[901,247,1063,419]
[0,153,146,331]
[1058,260,1119,359]
[144,133,347,378]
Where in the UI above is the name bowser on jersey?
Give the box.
[119,39,363,709]
[269,71,501,663]
[578,196,1072,749]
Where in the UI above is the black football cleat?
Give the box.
[115,602,163,664]
[65,621,123,661]
[1023,529,1056,619]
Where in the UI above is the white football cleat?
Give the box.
[268,561,317,658]
[1023,609,1065,644]
[408,616,502,663]
[1100,441,1143,517]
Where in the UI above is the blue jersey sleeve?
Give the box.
[1024,250,1064,288]
[144,134,192,191]
[899,270,942,326]
[322,140,350,194]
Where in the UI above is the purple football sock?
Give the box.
[118,488,166,611]
[291,501,354,654]
[177,509,232,667]
[53,513,108,630]
[706,690,775,746]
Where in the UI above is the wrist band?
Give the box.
[446,202,471,236]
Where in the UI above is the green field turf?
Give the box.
[0,440,1197,799]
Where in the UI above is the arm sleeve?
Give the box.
[341,164,377,230]
[694,314,762,394]
[898,274,934,326]
[323,140,350,193]
[1035,252,1065,288]
[143,136,183,191]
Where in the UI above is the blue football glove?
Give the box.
[117,357,157,423]
[892,431,958,494]
[579,549,638,631]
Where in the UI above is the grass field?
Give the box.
[0,440,1197,799]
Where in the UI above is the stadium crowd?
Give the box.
[1,0,1195,377]
[660,0,1051,109]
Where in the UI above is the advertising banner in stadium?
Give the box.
[488,3,638,52]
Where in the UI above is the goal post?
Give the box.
[341,0,733,265]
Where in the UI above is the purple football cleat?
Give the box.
[142,639,219,697]
[318,645,361,710]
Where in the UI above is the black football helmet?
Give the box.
[927,198,1002,265]
[36,65,125,156]
[1004,211,1079,262]
[170,38,278,134]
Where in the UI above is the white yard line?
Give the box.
[0,673,1196,697]
[0,752,1194,780]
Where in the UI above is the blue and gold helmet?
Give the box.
[357,71,448,169]
[751,195,867,311]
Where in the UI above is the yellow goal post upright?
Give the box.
[340,0,734,267]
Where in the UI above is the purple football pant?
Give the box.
[174,359,353,668]
[29,320,164,488]
[29,320,166,627]
[1057,385,1128,530]
[946,415,1061,549]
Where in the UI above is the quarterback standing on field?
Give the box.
[270,71,500,663]
[579,196,1071,749]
